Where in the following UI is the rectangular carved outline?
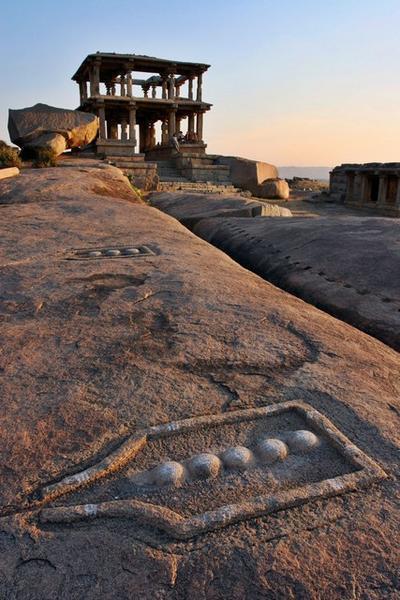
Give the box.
[64,245,155,260]
[40,401,387,539]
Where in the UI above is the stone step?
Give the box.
[158,176,190,183]
[106,154,146,164]
[157,181,239,194]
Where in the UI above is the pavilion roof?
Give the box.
[72,52,210,81]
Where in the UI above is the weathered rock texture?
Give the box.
[194,215,400,351]
[0,164,399,598]
[8,103,98,155]
[150,191,291,228]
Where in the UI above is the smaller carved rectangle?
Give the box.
[65,245,155,260]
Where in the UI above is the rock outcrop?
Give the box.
[215,156,290,200]
[8,103,98,155]
[150,191,291,228]
[0,163,399,598]
[216,155,278,190]
[255,177,290,200]
[194,215,400,350]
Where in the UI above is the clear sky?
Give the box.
[1,0,400,166]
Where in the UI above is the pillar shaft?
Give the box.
[121,117,128,141]
[168,75,175,99]
[79,81,88,103]
[396,178,400,207]
[189,77,194,100]
[92,61,101,96]
[196,111,204,142]
[126,71,132,97]
[129,104,136,145]
[377,175,388,205]
[161,119,169,145]
[109,121,118,140]
[168,110,176,137]
[120,76,126,96]
[98,104,106,139]
[196,73,203,101]
[139,123,147,153]
[162,77,168,99]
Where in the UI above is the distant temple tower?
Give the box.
[72,52,212,158]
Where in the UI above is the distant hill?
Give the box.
[278,166,332,181]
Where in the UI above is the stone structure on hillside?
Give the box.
[72,52,211,158]
[330,163,400,216]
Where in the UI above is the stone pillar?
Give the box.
[79,81,88,103]
[120,76,126,96]
[126,71,133,97]
[89,69,95,97]
[377,175,388,205]
[175,83,180,98]
[111,80,116,96]
[196,111,204,142]
[168,75,175,99]
[149,123,156,149]
[129,103,137,147]
[395,177,400,207]
[188,77,194,100]
[151,84,157,98]
[98,102,106,140]
[188,113,195,136]
[176,116,182,134]
[139,123,147,153]
[92,59,101,96]
[161,119,169,145]
[142,84,149,98]
[121,117,128,141]
[359,175,368,204]
[161,76,168,99]
[109,120,118,140]
[196,73,203,101]
[168,109,176,137]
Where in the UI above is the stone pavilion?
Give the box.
[72,52,212,158]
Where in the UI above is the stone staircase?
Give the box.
[156,160,188,183]
[155,155,237,193]
[102,152,238,194]
[157,180,239,194]
[104,154,157,190]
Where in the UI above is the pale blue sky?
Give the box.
[1,0,400,165]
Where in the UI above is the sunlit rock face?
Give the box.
[8,103,98,155]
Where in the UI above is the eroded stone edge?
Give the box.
[40,434,147,503]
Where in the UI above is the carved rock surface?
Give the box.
[8,103,98,155]
[0,162,399,598]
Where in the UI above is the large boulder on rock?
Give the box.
[8,103,98,156]
[216,155,278,192]
[149,191,291,228]
[255,177,290,200]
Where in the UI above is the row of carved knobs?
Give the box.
[141,430,319,488]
